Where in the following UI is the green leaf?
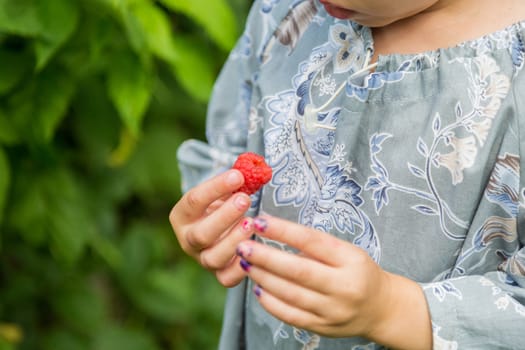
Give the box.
[119,5,149,59]
[117,223,154,280]
[160,0,238,50]
[107,51,153,136]
[43,330,88,350]
[0,338,15,350]
[36,66,76,141]
[129,2,177,62]
[0,108,19,145]
[171,35,216,102]
[92,326,159,350]
[125,266,197,323]
[52,283,107,334]
[126,2,217,101]
[0,0,40,36]
[5,64,76,143]
[69,76,121,165]
[126,119,187,198]
[89,236,122,270]
[0,48,32,96]
[94,0,143,11]
[7,168,94,264]
[140,268,195,321]
[0,147,10,225]
[0,0,79,70]
[48,206,91,265]
[6,171,47,245]
[108,128,137,167]
[34,0,80,70]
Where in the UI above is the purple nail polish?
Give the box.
[253,284,262,297]
[240,259,251,272]
[253,217,268,232]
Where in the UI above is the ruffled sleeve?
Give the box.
[420,67,525,349]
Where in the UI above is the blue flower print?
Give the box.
[425,280,463,302]
[321,165,362,202]
[365,133,393,213]
[296,71,315,116]
[293,328,320,350]
[511,33,525,69]
[230,34,252,59]
[328,23,366,73]
[273,154,310,206]
[353,216,381,263]
[485,153,520,217]
[345,70,406,102]
[312,127,335,156]
[261,0,281,13]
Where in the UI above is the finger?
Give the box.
[199,218,255,271]
[205,198,226,215]
[186,192,251,250]
[214,256,248,288]
[206,190,240,215]
[242,260,328,317]
[250,283,324,333]
[236,240,333,293]
[170,169,244,223]
[251,216,351,266]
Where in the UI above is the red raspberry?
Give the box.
[232,152,272,195]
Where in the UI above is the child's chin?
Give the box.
[323,4,356,20]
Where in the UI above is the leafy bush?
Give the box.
[0,0,249,349]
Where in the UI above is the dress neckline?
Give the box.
[351,20,525,72]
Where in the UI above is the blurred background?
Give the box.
[0,0,251,349]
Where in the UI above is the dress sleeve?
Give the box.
[420,74,525,349]
[422,270,525,349]
[177,0,270,192]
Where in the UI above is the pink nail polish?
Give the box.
[236,243,253,258]
[242,219,253,232]
[253,217,268,232]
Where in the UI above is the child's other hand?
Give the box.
[236,216,431,348]
[169,169,254,287]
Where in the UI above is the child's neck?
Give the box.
[371,0,525,63]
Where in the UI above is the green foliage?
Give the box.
[0,0,250,349]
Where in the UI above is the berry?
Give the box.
[232,152,272,195]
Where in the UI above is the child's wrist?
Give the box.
[366,272,432,350]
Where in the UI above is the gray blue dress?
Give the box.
[177,0,525,348]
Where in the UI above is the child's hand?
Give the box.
[236,216,432,349]
[169,169,255,287]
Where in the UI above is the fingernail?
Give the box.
[240,259,251,272]
[241,218,253,232]
[234,195,249,209]
[226,170,242,186]
[253,284,262,297]
[236,243,253,258]
[253,217,268,232]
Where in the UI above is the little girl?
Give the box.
[170,0,525,348]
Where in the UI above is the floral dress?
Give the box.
[177,0,525,348]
